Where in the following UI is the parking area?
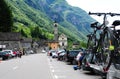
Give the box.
[47,48,120,79]
[47,54,101,79]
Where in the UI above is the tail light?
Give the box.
[5,54,9,56]
[47,52,50,56]
[86,62,90,67]
[103,67,109,72]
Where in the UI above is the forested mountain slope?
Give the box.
[6,0,95,41]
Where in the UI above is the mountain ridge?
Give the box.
[6,0,95,42]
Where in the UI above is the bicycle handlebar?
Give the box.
[89,12,120,17]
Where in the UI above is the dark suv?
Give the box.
[64,50,81,65]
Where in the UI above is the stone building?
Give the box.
[21,37,32,49]
[0,32,22,51]
[58,33,67,49]
[53,21,58,41]
[20,37,33,54]
[47,33,68,50]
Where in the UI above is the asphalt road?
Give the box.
[0,53,52,79]
[0,52,102,79]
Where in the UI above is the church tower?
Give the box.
[53,21,58,41]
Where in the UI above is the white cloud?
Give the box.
[66,0,120,24]
[66,0,120,12]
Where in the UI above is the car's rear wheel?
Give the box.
[2,56,8,60]
[72,60,77,65]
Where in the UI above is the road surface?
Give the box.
[0,53,101,79]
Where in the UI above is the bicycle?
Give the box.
[106,20,120,79]
[88,12,120,75]
[82,21,102,71]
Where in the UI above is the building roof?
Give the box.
[59,33,67,38]
[46,40,58,43]
[21,37,32,43]
[0,32,21,41]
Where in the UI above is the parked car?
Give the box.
[64,50,81,64]
[57,51,66,61]
[0,51,11,60]
[82,51,107,76]
[56,49,65,55]
[82,50,94,72]
[26,50,34,54]
[47,50,56,56]
[2,50,15,57]
[51,51,58,58]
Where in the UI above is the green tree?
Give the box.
[21,29,27,37]
[0,0,13,32]
[31,26,40,38]
[80,41,87,48]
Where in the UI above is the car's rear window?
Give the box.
[69,50,80,56]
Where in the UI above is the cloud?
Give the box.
[66,0,120,12]
[66,0,120,24]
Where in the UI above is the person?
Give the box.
[18,50,22,58]
[76,51,84,69]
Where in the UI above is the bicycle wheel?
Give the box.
[96,30,113,72]
[87,34,97,51]
[85,34,97,66]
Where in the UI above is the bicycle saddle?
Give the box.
[112,20,120,26]
[90,22,98,28]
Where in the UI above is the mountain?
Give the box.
[6,0,95,41]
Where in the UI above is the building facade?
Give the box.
[58,33,67,49]
[0,32,22,51]
[47,41,59,50]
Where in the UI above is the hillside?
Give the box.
[6,0,95,41]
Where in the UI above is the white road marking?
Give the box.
[23,61,26,64]
[54,75,66,79]
[50,65,53,69]
[13,66,18,70]
[47,57,67,79]
[54,75,58,79]
[52,69,61,72]
[48,57,56,79]
[52,69,55,72]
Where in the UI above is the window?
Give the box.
[62,42,64,46]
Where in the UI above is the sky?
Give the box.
[66,0,120,27]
